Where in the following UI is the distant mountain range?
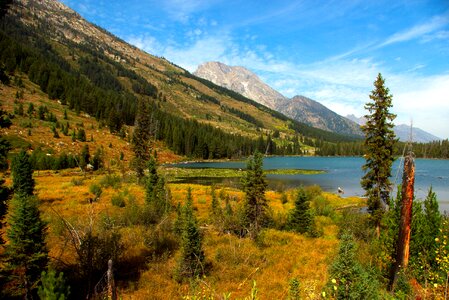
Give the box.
[195,62,441,143]
[346,115,441,143]
[195,62,363,137]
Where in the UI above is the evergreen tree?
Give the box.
[11,150,35,196]
[409,187,442,276]
[91,147,103,170]
[176,193,205,280]
[131,99,154,180]
[37,105,47,120]
[79,144,90,169]
[145,155,159,205]
[5,194,48,298]
[0,177,11,245]
[0,137,11,171]
[174,202,183,235]
[361,73,396,235]
[242,151,268,239]
[327,233,379,299]
[145,156,168,219]
[77,128,86,142]
[0,106,12,171]
[0,107,12,129]
[209,186,221,217]
[209,186,223,230]
[38,270,70,300]
[17,102,24,116]
[27,103,34,117]
[51,125,59,138]
[288,189,312,234]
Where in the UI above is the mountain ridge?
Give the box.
[194,61,363,137]
[346,115,441,143]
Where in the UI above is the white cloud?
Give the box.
[163,36,230,71]
[390,74,449,138]
[380,15,449,47]
[324,13,449,61]
[127,26,449,138]
[421,30,449,43]
[126,34,163,54]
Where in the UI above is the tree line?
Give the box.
[316,139,449,159]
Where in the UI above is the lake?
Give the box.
[173,156,449,211]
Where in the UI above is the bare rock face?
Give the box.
[195,61,363,136]
[194,62,286,109]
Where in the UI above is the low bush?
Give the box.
[100,174,122,189]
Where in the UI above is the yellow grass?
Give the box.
[9,170,355,299]
[0,74,368,299]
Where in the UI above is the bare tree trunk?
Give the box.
[390,153,415,290]
[107,259,116,300]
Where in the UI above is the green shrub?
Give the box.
[338,209,373,242]
[280,192,288,204]
[38,269,70,300]
[100,174,122,189]
[288,277,300,300]
[312,196,335,218]
[70,177,84,186]
[20,120,33,128]
[89,184,102,201]
[111,192,126,207]
[144,220,178,257]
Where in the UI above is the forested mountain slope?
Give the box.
[0,0,359,160]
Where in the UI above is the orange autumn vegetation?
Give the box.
[25,170,362,299]
[1,75,365,299]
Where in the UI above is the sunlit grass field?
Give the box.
[25,168,364,299]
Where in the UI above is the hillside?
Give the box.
[195,61,363,137]
[0,0,361,163]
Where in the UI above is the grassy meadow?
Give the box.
[0,76,368,299]
[27,168,364,299]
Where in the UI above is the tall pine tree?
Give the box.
[145,155,159,205]
[361,73,396,236]
[131,99,154,180]
[288,188,312,234]
[0,178,11,246]
[145,155,169,220]
[242,151,268,239]
[5,194,48,298]
[11,150,35,196]
[176,189,205,280]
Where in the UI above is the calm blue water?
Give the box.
[173,157,449,211]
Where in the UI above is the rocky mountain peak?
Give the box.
[195,61,363,137]
[194,62,286,109]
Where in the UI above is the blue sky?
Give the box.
[60,0,449,139]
